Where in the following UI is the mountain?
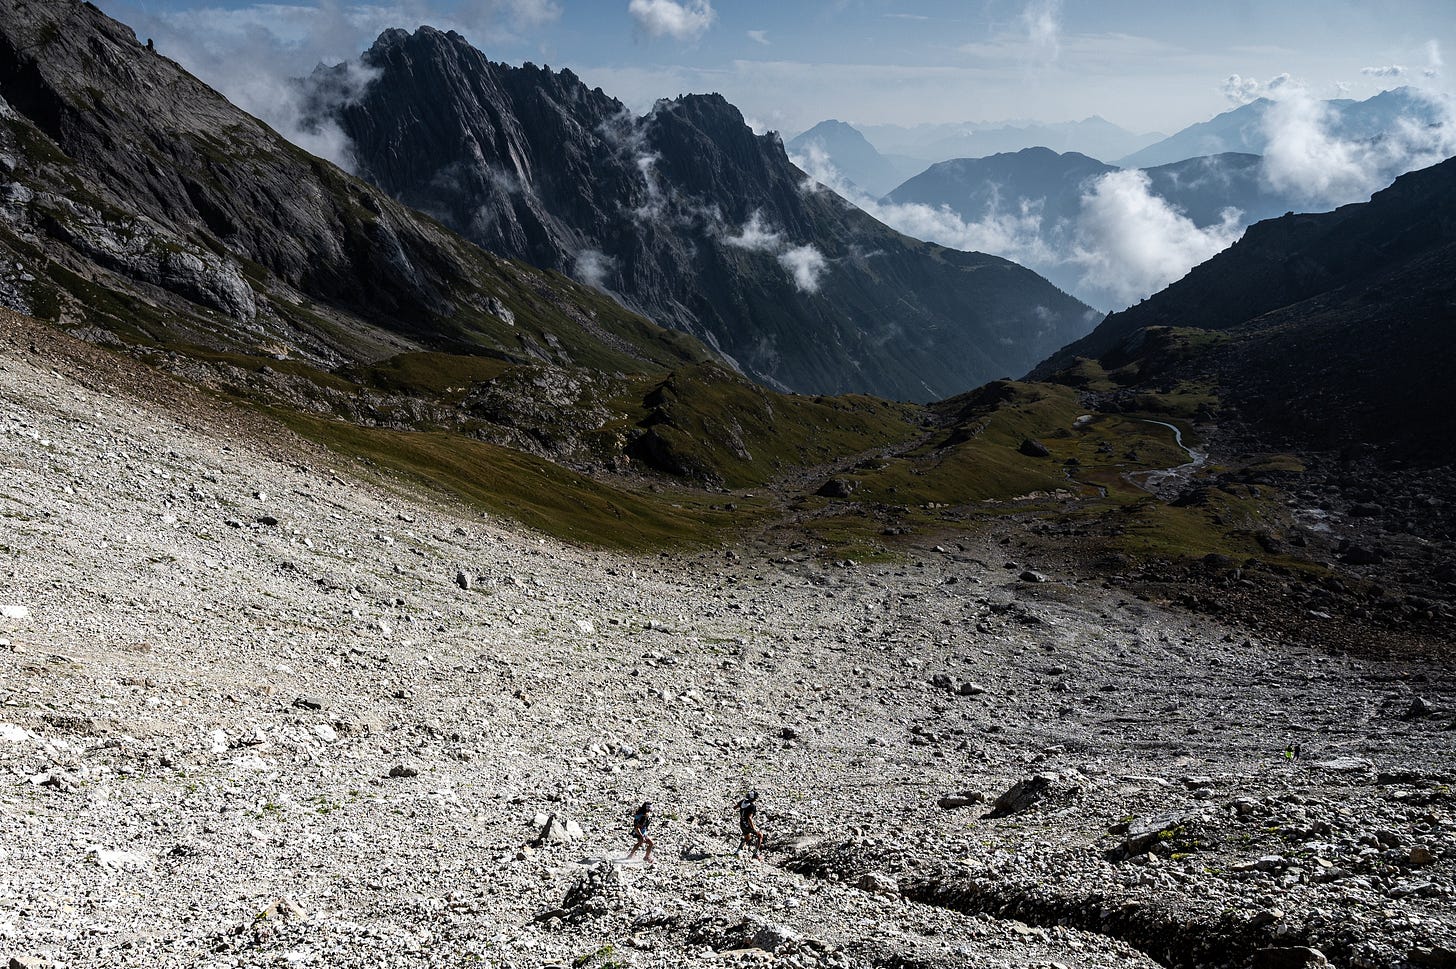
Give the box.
[1119,86,1447,168]
[1139,152,1296,226]
[315,27,1097,402]
[785,120,927,197]
[861,117,1163,166]
[0,0,709,378]
[880,148,1302,303]
[886,147,1116,225]
[1032,155,1456,459]
[889,149,1298,229]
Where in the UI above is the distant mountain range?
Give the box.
[785,121,928,198]
[1117,86,1446,168]
[856,116,1164,166]
[889,147,1299,236]
[311,27,1096,401]
[874,147,1299,306]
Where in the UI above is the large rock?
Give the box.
[535,813,584,844]
[1254,947,1328,969]
[985,773,1075,818]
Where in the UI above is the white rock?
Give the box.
[575,619,595,635]
[0,723,30,743]
[88,847,151,870]
[312,723,338,743]
[0,605,29,620]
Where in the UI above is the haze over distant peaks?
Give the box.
[855,116,1165,167]
[784,121,927,198]
[1118,86,1447,168]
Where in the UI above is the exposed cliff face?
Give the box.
[320,27,1096,401]
[0,1,707,375]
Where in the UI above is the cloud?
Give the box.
[778,245,828,293]
[1426,39,1444,79]
[1021,0,1062,63]
[1221,71,1293,104]
[573,249,616,289]
[627,0,715,42]
[789,143,1056,284]
[1361,65,1407,78]
[1259,79,1456,207]
[105,0,561,170]
[1070,170,1244,308]
[746,29,769,46]
[723,210,783,251]
[790,140,1243,310]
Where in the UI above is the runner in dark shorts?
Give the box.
[624,801,654,864]
[734,791,764,860]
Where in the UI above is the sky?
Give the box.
[92,0,1456,312]
[98,0,1456,137]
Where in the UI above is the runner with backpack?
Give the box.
[734,791,765,860]
[624,801,655,864]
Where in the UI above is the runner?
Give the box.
[624,801,655,864]
[734,791,765,860]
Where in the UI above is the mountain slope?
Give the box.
[318,27,1097,402]
[885,147,1116,225]
[785,120,926,197]
[1032,155,1456,458]
[0,0,712,378]
[1139,152,1295,226]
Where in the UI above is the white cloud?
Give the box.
[746,29,769,46]
[573,249,616,289]
[723,210,783,251]
[1221,71,1295,104]
[627,0,715,42]
[1021,0,1062,63]
[1426,39,1444,79]
[789,143,1056,285]
[1361,65,1406,78]
[1070,170,1244,308]
[778,245,828,293]
[1259,79,1456,207]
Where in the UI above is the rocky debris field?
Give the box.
[0,318,1454,969]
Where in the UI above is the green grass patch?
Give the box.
[350,351,516,400]
[270,409,765,551]
[613,364,924,488]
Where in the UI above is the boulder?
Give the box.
[937,791,986,810]
[536,813,583,844]
[986,773,1073,818]
[1403,696,1437,720]
[1106,814,1190,861]
[856,872,899,895]
[816,478,858,499]
[1018,439,1051,458]
[1253,947,1328,969]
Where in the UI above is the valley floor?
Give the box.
[0,318,1453,969]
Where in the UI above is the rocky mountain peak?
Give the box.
[320,31,1097,400]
